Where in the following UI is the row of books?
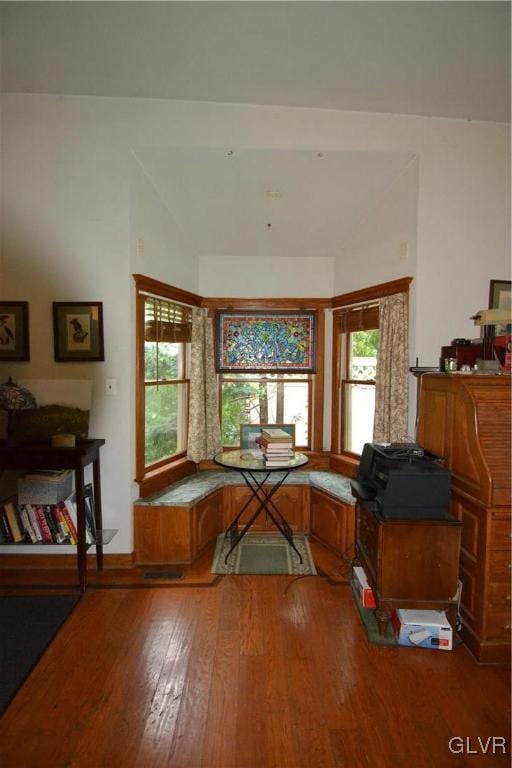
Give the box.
[0,484,97,545]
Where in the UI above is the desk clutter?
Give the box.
[351,566,457,651]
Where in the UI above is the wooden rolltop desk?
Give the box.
[416,374,511,663]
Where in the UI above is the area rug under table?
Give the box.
[212,533,317,575]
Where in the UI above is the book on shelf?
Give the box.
[18,505,38,543]
[26,504,43,542]
[3,500,25,542]
[56,501,78,544]
[45,505,69,544]
[66,486,96,544]
[33,505,54,544]
[84,483,97,540]
[0,505,14,542]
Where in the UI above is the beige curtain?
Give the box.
[187,307,222,463]
[373,292,409,442]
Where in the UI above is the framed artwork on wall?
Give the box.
[53,302,104,362]
[240,423,295,450]
[0,301,30,361]
[216,311,316,373]
[489,279,511,335]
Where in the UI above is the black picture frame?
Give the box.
[0,301,30,361]
[488,279,511,335]
[53,302,104,362]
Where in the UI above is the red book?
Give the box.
[56,501,78,545]
[34,505,53,544]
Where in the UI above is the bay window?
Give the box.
[135,276,193,486]
[333,305,379,456]
[220,372,311,448]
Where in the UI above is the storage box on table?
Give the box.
[352,566,376,608]
[18,471,73,505]
[391,609,453,651]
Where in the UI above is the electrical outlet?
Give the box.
[105,378,117,395]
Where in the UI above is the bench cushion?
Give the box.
[136,468,354,508]
[309,471,355,505]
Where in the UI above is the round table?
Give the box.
[213,449,309,563]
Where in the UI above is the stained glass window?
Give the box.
[217,312,315,372]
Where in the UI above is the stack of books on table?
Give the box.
[257,428,295,466]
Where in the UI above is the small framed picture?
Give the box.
[0,302,29,361]
[53,302,104,362]
[489,279,511,335]
[240,423,295,450]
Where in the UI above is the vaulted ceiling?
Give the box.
[1,1,509,122]
[1,2,508,263]
[134,147,415,259]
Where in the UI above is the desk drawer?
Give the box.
[357,505,379,572]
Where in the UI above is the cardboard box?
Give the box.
[18,471,73,505]
[352,566,376,609]
[392,609,453,651]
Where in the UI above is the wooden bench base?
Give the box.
[134,482,355,569]
[134,490,223,565]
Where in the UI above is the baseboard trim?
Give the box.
[0,552,135,570]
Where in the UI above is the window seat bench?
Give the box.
[133,469,355,567]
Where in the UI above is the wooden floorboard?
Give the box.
[0,576,509,768]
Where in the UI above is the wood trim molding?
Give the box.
[330,453,359,479]
[201,297,332,310]
[137,458,197,498]
[133,274,202,307]
[313,308,325,452]
[332,277,413,308]
[0,552,135,570]
[135,290,146,481]
[330,321,342,453]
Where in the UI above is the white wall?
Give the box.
[0,93,509,554]
[335,157,419,294]
[334,156,420,437]
[199,256,334,298]
[130,156,198,289]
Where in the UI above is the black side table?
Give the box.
[0,438,106,592]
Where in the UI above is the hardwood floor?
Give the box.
[0,577,509,768]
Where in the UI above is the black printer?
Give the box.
[351,442,452,520]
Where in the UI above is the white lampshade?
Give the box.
[472,308,512,326]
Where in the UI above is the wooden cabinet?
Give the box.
[222,485,309,533]
[310,488,355,559]
[134,490,222,565]
[356,501,461,631]
[416,373,511,662]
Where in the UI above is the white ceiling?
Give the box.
[134,147,415,259]
[1,1,510,122]
[1,2,507,263]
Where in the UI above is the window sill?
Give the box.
[329,452,360,479]
[136,458,197,498]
